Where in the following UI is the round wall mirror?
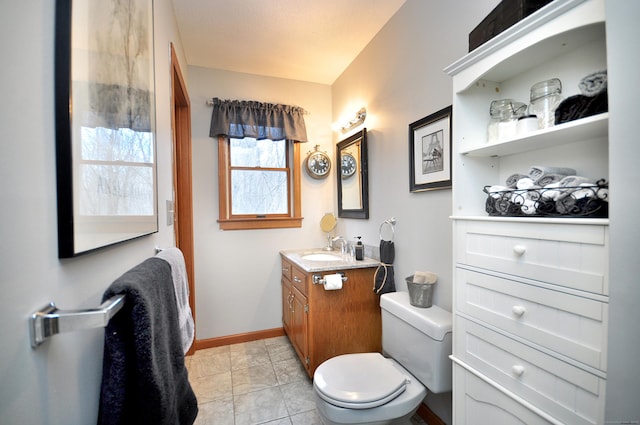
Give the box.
[320,213,337,250]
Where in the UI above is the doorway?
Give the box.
[170,43,196,354]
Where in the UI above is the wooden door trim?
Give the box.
[170,43,196,355]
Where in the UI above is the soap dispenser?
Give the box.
[354,237,364,261]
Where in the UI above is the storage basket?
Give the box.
[484,180,609,218]
[406,276,434,308]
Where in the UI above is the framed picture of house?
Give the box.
[408,106,452,192]
[54,0,158,257]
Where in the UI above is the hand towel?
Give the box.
[98,258,198,425]
[374,240,395,295]
[156,247,195,354]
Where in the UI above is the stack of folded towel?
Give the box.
[555,70,608,125]
[485,165,608,217]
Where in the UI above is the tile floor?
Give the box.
[185,336,430,425]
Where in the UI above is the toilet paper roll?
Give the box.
[323,273,343,291]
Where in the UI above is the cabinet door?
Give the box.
[291,286,308,370]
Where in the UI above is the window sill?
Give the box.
[217,216,303,231]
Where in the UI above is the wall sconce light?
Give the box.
[340,107,367,133]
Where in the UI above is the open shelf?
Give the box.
[460,113,608,157]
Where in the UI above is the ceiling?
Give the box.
[172,0,407,85]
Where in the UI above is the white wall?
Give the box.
[332,0,498,314]
[188,67,333,340]
[330,2,499,422]
[0,1,186,423]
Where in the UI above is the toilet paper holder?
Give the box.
[312,272,347,285]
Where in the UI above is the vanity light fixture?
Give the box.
[340,107,367,133]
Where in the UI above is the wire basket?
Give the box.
[484,179,609,218]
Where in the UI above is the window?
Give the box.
[217,136,302,230]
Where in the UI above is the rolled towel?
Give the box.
[559,175,593,187]
[541,182,563,201]
[516,177,535,190]
[487,185,510,199]
[413,271,437,284]
[528,166,576,179]
[521,199,538,215]
[506,173,528,189]
[510,190,527,205]
[535,173,566,187]
[579,70,607,96]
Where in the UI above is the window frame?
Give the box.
[217,136,303,230]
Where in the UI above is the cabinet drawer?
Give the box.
[455,220,608,295]
[456,267,607,371]
[453,362,555,425]
[281,257,292,281]
[454,317,605,425]
[291,266,308,296]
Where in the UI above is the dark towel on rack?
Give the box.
[98,257,198,425]
[374,240,396,295]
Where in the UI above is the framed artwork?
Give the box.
[54,0,158,257]
[409,106,452,192]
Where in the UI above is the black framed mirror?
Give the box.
[337,129,369,219]
[54,0,158,257]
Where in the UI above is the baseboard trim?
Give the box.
[417,402,446,425]
[193,327,286,351]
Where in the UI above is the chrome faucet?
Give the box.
[331,236,348,255]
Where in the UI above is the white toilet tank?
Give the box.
[380,291,452,393]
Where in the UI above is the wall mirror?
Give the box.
[54,0,158,257]
[337,129,369,219]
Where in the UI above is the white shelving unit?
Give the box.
[445,1,610,423]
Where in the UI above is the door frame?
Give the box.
[170,43,196,354]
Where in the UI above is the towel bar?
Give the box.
[29,295,125,348]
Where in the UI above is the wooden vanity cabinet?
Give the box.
[281,255,381,378]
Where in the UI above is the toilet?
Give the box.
[313,291,452,425]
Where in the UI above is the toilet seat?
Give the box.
[313,353,408,409]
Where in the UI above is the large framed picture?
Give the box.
[409,106,452,192]
[55,0,158,257]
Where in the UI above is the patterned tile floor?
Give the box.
[185,336,429,425]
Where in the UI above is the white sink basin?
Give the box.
[301,253,343,262]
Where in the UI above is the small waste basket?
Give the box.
[406,276,434,308]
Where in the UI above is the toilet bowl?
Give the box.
[313,292,452,425]
[314,353,427,425]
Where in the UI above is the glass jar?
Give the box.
[487,99,527,143]
[529,78,564,129]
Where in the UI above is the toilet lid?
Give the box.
[314,353,408,409]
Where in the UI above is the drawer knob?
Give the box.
[512,365,525,377]
[293,276,302,283]
[513,245,527,256]
[512,305,526,317]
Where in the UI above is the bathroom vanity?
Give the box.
[280,250,381,377]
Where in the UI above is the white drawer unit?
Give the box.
[456,267,608,371]
[455,219,609,295]
[455,317,606,425]
[447,2,611,423]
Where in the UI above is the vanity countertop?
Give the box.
[281,249,380,272]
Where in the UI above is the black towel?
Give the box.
[374,240,396,295]
[98,257,198,425]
